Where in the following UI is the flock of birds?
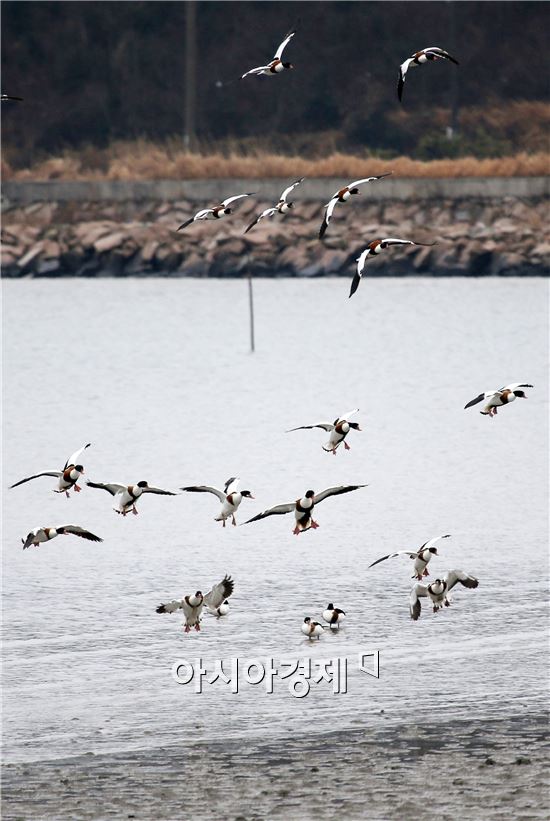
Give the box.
[6,28,535,641]
[13,377,533,636]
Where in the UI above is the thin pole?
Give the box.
[248,272,255,353]
[184,1,197,150]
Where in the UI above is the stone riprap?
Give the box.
[1,190,548,277]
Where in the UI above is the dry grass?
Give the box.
[3,142,549,181]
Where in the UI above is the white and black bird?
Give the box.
[301,617,324,640]
[241,30,296,79]
[10,443,91,497]
[244,178,305,233]
[398,47,459,102]
[410,570,478,621]
[286,409,361,454]
[156,575,234,632]
[86,480,177,515]
[180,477,254,527]
[464,384,533,417]
[318,174,392,239]
[1,93,23,102]
[322,604,346,629]
[243,485,367,535]
[368,534,451,580]
[350,238,436,297]
[208,599,231,618]
[21,525,103,550]
[177,193,255,230]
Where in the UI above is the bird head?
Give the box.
[304,617,311,624]
[283,62,294,69]
[75,464,84,473]
[350,188,360,195]
[327,603,334,610]
[137,481,149,488]
[241,490,255,499]
[429,547,438,555]
[514,390,527,398]
[305,490,315,499]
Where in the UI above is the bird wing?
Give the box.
[204,574,234,609]
[224,477,239,493]
[241,65,271,79]
[286,422,334,432]
[2,94,24,101]
[419,534,451,551]
[242,502,296,524]
[410,583,429,620]
[313,484,367,504]
[280,177,305,202]
[336,409,359,423]
[425,47,459,65]
[156,598,185,614]
[22,531,40,549]
[86,481,126,496]
[398,58,413,101]
[368,551,419,569]
[445,569,479,592]
[244,208,276,233]
[142,486,178,496]
[177,216,196,231]
[500,383,533,392]
[273,30,296,60]
[10,471,62,489]
[350,249,370,297]
[64,443,91,469]
[59,526,103,542]
[180,484,225,502]
[319,197,338,239]
[221,193,255,208]
[380,237,415,247]
[464,391,499,409]
[348,173,393,188]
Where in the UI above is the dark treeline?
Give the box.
[2,1,549,163]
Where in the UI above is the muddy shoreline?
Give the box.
[2,713,548,820]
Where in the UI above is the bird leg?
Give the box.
[222,519,226,528]
[310,520,320,529]
[232,515,237,526]
[423,568,429,577]
[293,526,301,535]
[444,599,451,607]
[184,625,191,633]
[132,505,139,515]
[74,484,82,492]
[344,441,351,450]
[65,491,71,498]
[195,623,201,632]
[433,605,438,613]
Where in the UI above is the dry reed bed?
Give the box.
[3,147,549,181]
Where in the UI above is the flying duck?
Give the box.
[242,485,367,535]
[156,574,234,632]
[350,238,436,297]
[410,569,478,621]
[241,30,296,79]
[322,604,346,628]
[398,47,459,102]
[301,617,324,640]
[21,525,103,550]
[464,384,533,417]
[208,599,231,618]
[86,480,177,515]
[179,477,254,526]
[177,193,255,230]
[286,408,361,454]
[1,93,23,102]
[244,178,305,233]
[10,443,91,497]
[318,173,392,239]
[368,534,451,580]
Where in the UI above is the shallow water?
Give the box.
[2,277,548,764]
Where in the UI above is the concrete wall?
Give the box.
[2,176,549,207]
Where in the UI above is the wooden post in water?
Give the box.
[248,271,255,353]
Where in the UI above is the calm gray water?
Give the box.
[2,277,548,764]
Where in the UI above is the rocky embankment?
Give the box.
[1,194,549,277]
